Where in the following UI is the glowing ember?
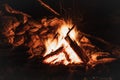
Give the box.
[43,20,82,65]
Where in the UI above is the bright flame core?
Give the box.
[43,20,82,65]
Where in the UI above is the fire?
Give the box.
[1,4,118,68]
[43,20,82,65]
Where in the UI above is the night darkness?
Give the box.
[1,0,120,45]
[0,0,120,80]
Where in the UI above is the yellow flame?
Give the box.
[69,27,77,41]
[43,19,82,65]
[43,52,69,65]
[58,23,71,37]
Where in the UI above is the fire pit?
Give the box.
[0,2,120,80]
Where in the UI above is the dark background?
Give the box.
[1,0,120,45]
[0,0,120,80]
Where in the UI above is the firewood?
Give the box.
[8,36,14,44]
[32,47,45,58]
[64,25,89,63]
[16,30,26,36]
[27,41,34,48]
[28,20,42,28]
[63,50,71,61]
[16,24,30,35]
[0,4,118,67]
[32,40,41,49]
[48,18,64,27]
[27,34,42,49]
[13,36,25,46]
[15,24,26,34]
[0,16,20,32]
[23,24,31,31]
[81,43,95,48]
[43,46,63,59]
[2,30,15,37]
[37,0,60,16]
[39,28,49,35]
[29,27,39,33]
[26,20,43,33]
[65,35,89,64]
[27,44,44,59]
[41,17,47,24]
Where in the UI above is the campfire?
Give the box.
[0,3,119,70]
[43,21,84,65]
[41,19,117,67]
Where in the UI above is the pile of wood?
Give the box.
[0,4,64,58]
[0,4,44,58]
[0,4,119,68]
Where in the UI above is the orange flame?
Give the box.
[43,20,82,65]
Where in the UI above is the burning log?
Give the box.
[65,35,89,64]
[43,46,64,60]
[63,50,71,62]
[65,26,89,64]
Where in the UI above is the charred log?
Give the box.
[65,35,89,64]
